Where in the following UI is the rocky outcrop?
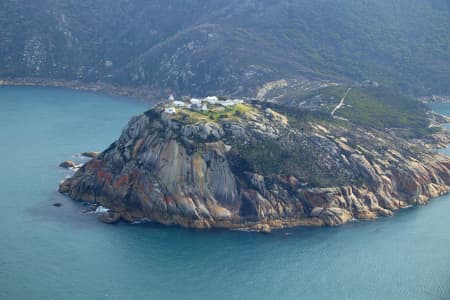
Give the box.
[59,103,450,231]
[59,160,77,169]
[98,212,121,224]
[82,152,100,159]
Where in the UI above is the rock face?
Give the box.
[59,103,450,230]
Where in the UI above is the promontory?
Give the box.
[59,86,450,231]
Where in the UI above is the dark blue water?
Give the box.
[0,86,449,300]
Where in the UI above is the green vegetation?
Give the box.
[291,85,349,113]
[278,85,435,138]
[1,0,448,96]
[237,135,355,188]
[174,104,256,124]
[337,87,431,135]
[238,139,286,175]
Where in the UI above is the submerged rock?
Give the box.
[59,102,450,230]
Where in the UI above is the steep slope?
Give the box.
[59,100,450,230]
[1,0,449,97]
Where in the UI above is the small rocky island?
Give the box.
[59,87,450,231]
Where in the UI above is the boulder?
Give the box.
[319,207,353,226]
[59,160,76,169]
[253,223,272,233]
[310,207,324,217]
[81,151,99,159]
[98,212,121,224]
[260,224,272,234]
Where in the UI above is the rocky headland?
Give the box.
[59,95,450,231]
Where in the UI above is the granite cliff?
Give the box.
[59,98,450,231]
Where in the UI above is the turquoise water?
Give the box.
[0,86,449,300]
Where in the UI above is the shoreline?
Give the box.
[0,77,159,102]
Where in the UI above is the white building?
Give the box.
[173,101,186,107]
[183,96,245,110]
[221,100,236,107]
[168,94,175,101]
[210,98,244,107]
[190,98,202,105]
[189,98,204,110]
[205,96,219,104]
[164,107,176,114]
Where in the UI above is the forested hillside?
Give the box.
[0,0,448,97]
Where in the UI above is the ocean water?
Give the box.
[0,86,449,300]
